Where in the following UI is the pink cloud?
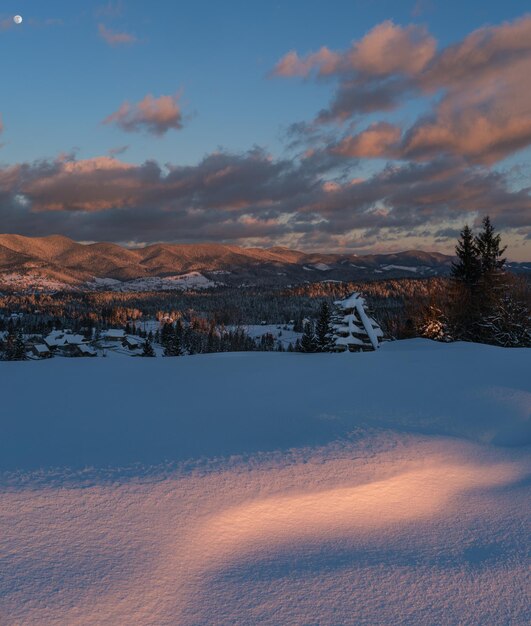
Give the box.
[23,157,138,212]
[404,16,531,163]
[103,94,184,136]
[331,123,402,158]
[273,22,435,78]
[98,23,137,46]
[276,14,531,164]
[1,151,529,248]
[273,47,340,77]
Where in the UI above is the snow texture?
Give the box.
[0,340,529,625]
[87,271,219,292]
[333,292,383,350]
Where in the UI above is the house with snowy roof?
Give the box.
[331,293,383,352]
[28,343,52,359]
[102,329,126,341]
[44,330,86,349]
[122,335,144,351]
[44,330,93,356]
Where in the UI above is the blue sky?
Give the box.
[0,1,530,258]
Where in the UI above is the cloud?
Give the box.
[272,47,341,78]
[108,145,129,156]
[0,16,15,31]
[103,94,184,135]
[274,15,531,164]
[98,23,137,46]
[331,123,402,158]
[273,22,435,78]
[0,150,528,252]
[402,16,531,164]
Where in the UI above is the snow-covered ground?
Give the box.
[0,340,529,625]
[0,272,73,292]
[238,324,302,349]
[87,271,220,292]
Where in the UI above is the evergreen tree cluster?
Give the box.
[1,327,27,361]
[430,216,530,347]
[299,302,335,353]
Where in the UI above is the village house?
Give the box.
[122,335,144,351]
[28,344,52,359]
[102,329,126,342]
[44,330,94,357]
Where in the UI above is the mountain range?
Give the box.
[0,234,528,292]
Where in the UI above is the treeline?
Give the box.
[0,277,453,339]
[0,218,528,349]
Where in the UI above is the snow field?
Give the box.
[0,340,529,624]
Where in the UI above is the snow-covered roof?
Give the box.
[44,331,86,347]
[33,344,50,353]
[332,292,383,350]
[78,345,96,355]
[103,329,126,338]
[124,335,144,346]
[334,292,364,309]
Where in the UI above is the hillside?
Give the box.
[0,341,529,624]
[0,234,459,290]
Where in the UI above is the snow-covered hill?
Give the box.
[87,271,220,292]
[0,341,529,625]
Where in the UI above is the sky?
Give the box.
[0,0,530,259]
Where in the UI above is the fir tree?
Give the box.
[3,328,26,361]
[451,224,481,288]
[160,322,174,348]
[475,216,506,274]
[315,301,334,352]
[300,321,318,353]
[141,338,156,357]
[13,329,26,360]
[164,325,182,357]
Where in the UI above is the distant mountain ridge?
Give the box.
[0,234,527,292]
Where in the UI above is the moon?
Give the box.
[13,15,23,25]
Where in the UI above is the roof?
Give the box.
[78,345,96,355]
[44,331,86,347]
[33,344,50,353]
[103,329,126,338]
[124,335,144,345]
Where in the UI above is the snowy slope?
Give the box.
[86,271,219,291]
[0,341,529,625]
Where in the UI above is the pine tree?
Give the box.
[451,224,481,288]
[160,322,174,348]
[3,328,26,361]
[141,338,156,357]
[13,329,26,360]
[164,325,182,356]
[475,216,506,274]
[315,301,334,352]
[300,321,318,353]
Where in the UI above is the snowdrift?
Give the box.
[0,340,529,625]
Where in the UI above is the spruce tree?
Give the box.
[13,329,26,360]
[315,301,334,352]
[4,328,26,361]
[451,224,481,288]
[475,216,506,274]
[141,338,156,357]
[474,216,508,340]
[300,321,317,353]
[164,325,182,357]
[160,322,174,348]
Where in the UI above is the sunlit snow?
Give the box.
[0,340,529,625]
